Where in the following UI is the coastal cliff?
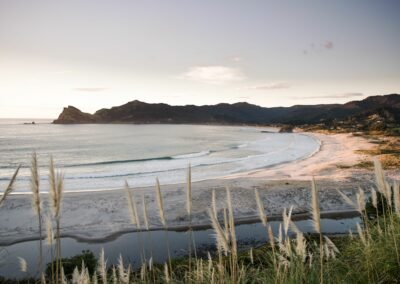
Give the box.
[53,106,98,124]
[53,94,400,128]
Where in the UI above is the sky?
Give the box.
[0,0,399,118]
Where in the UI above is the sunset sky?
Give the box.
[0,0,399,118]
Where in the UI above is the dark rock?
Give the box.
[279,125,294,133]
[53,106,98,124]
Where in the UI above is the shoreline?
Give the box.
[225,131,378,181]
[6,128,321,195]
[0,131,393,246]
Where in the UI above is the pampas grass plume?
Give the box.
[49,157,64,218]
[295,232,306,261]
[356,223,367,246]
[267,225,275,248]
[393,182,400,215]
[186,164,192,218]
[98,248,107,284]
[356,187,365,213]
[283,206,294,236]
[164,262,170,283]
[18,257,27,273]
[155,178,166,227]
[254,189,267,227]
[45,217,54,246]
[249,247,254,264]
[31,152,41,216]
[208,208,229,254]
[0,165,20,206]
[324,236,339,254]
[142,194,149,230]
[226,187,237,256]
[278,223,283,245]
[374,158,386,194]
[371,188,378,209]
[212,189,217,218]
[336,189,355,207]
[125,181,137,226]
[311,178,321,234]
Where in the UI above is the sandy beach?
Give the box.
[0,131,397,246]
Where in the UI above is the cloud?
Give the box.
[181,66,245,84]
[303,40,334,55]
[324,41,334,49]
[74,87,109,92]
[246,82,291,90]
[54,70,73,75]
[230,56,242,62]
[302,93,364,99]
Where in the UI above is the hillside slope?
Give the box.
[53,94,400,126]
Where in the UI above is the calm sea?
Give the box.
[0,119,320,192]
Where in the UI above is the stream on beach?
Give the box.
[0,217,360,279]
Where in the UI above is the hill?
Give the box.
[53,94,400,129]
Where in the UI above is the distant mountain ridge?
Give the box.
[53,94,400,126]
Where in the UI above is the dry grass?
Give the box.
[155,178,166,228]
[30,152,44,275]
[354,136,400,169]
[125,182,140,229]
[4,155,400,284]
[0,165,20,206]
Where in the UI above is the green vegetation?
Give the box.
[0,157,399,283]
[45,251,97,280]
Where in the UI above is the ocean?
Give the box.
[0,120,320,192]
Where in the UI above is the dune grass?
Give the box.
[0,157,399,283]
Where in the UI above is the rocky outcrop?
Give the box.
[279,125,294,133]
[53,106,98,124]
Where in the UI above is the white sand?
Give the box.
[0,132,395,245]
[225,132,373,180]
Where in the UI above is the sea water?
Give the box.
[0,120,320,192]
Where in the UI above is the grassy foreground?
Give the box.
[0,157,399,283]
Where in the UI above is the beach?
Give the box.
[0,131,396,246]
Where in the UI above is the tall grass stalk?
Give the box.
[125,181,139,228]
[142,194,149,231]
[97,248,107,284]
[208,208,229,255]
[0,165,20,206]
[254,188,278,271]
[49,157,64,284]
[125,181,146,266]
[311,177,323,284]
[226,187,237,283]
[155,178,172,276]
[212,189,217,219]
[30,152,43,275]
[141,193,155,282]
[381,178,400,267]
[45,216,55,283]
[254,189,267,227]
[18,257,28,273]
[186,164,196,280]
